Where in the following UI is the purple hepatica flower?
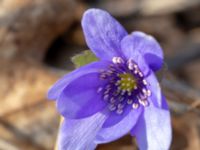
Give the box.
[48,9,172,150]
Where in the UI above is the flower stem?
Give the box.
[54,117,64,150]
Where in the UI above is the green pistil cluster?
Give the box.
[117,73,137,92]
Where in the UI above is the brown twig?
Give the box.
[162,78,200,114]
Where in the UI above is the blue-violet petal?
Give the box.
[58,113,107,150]
[48,61,108,100]
[57,73,107,119]
[95,107,143,144]
[131,98,171,150]
[82,8,128,60]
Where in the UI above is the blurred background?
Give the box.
[0,0,200,149]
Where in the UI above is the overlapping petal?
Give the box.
[95,107,143,144]
[145,71,168,109]
[121,35,150,75]
[48,61,109,100]
[82,9,128,60]
[121,32,163,72]
[57,73,107,119]
[58,113,107,150]
[131,98,171,150]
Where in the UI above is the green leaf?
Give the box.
[71,50,98,68]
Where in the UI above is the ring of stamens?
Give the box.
[98,57,151,115]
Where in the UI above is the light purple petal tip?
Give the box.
[82,8,128,60]
[121,31,163,72]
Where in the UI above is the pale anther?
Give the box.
[112,57,123,64]
[147,90,151,96]
[110,97,115,103]
[97,87,103,93]
[127,99,133,104]
[118,103,124,109]
[116,109,123,114]
[139,99,148,106]
[132,103,139,109]
[109,104,117,111]
[112,57,118,64]
[103,94,109,101]
[138,72,143,77]
[128,92,132,96]
[143,80,148,85]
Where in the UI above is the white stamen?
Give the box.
[110,97,115,103]
[139,99,148,106]
[143,101,149,106]
[117,57,124,63]
[133,64,138,69]
[127,99,133,104]
[112,57,124,64]
[106,85,111,89]
[138,93,147,100]
[134,70,138,74]
[128,64,134,70]
[99,69,105,73]
[104,90,109,95]
[117,87,121,92]
[127,59,134,64]
[107,87,112,92]
[100,73,107,80]
[128,92,132,96]
[115,80,121,85]
[116,109,123,114]
[121,90,126,95]
[138,72,143,77]
[115,82,119,86]
[108,104,116,111]
[142,88,147,94]
[119,97,124,102]
[132,103,139,109]
[143,80,148,85]
[103,94,109,101]
[97,87,103,93]
[110,68,116,72]
[107,70,113,75]
[118,103,124,109]
[147,90,151,96]
[112,57,118,64]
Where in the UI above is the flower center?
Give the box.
[117,73,136,92]
[97,57,151,115]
